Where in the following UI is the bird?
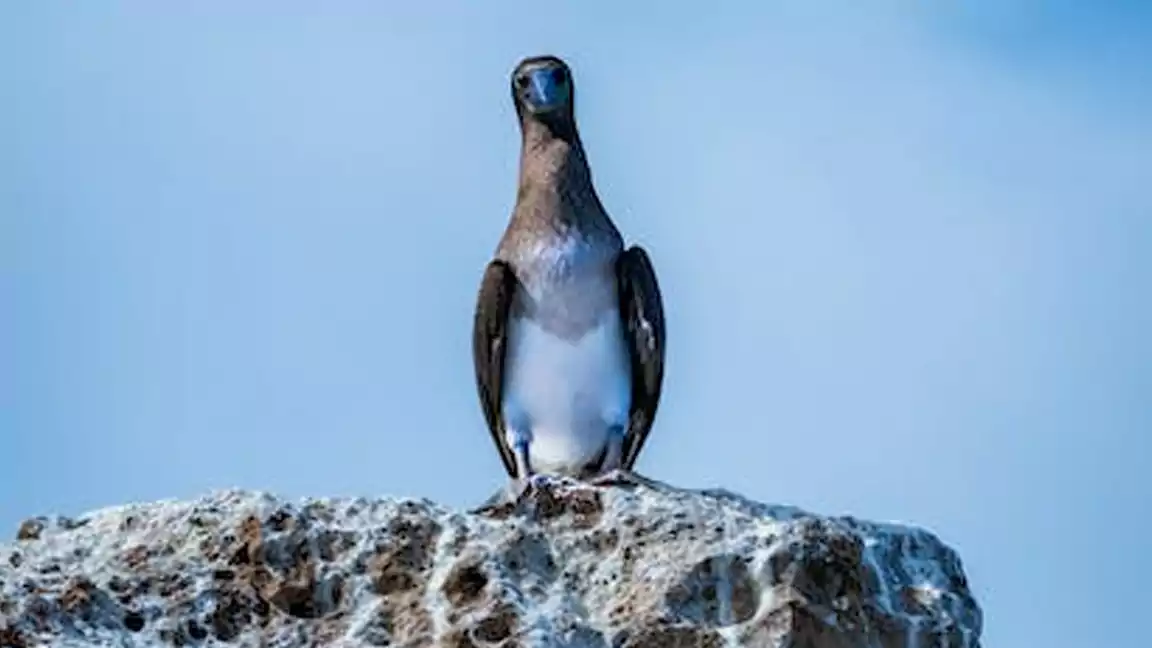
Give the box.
[472,54,667,506]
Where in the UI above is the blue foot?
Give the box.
[589,468,661,490]
[528,473,554,488]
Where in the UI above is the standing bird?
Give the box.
[472,55,667,505]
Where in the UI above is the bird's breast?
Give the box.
[502,306,632,474]
[508,235,621,341]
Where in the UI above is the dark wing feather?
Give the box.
[616,245,667,470]
[472,259,519,477]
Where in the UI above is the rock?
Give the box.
[0,476,982,647]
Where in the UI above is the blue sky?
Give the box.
[2,2,1150,646]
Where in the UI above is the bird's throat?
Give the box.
[517,123,595,203]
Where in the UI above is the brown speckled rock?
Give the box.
[0,476,982,647]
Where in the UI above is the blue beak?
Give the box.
[524,67,567,113]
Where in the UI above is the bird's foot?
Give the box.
[512,473,555,500]
[587,468,628,486]
[587,468,660,489]
[469,473,556,516]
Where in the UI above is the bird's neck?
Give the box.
[516,119,598,207]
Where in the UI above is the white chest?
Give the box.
[501,309,632,473]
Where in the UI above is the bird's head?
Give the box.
[511,55,576,137]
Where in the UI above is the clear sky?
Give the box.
[2,2,1150,646]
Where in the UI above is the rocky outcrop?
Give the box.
[0,475,981,647]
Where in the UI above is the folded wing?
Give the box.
[616,245,667,470]
[472,259,519,477]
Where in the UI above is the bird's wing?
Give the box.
[616,245,667,470]
[472,259,519,477]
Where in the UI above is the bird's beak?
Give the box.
[524,67,567,114]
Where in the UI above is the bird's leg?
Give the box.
[588,424,630,485]
[601,424,626,472]
[471,423,536,514]
[588,423,666,489]
[504,427,550,502]
[513,437,533,481]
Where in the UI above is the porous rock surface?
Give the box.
[0,476,982,647]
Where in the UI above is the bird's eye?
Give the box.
[515,75,530,89]
[550,68,566,85]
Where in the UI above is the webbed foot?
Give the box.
[470,473,556,515]
[510,472,554,500]
[587,468,662,490]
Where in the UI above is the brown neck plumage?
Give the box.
[514,117,607,233]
